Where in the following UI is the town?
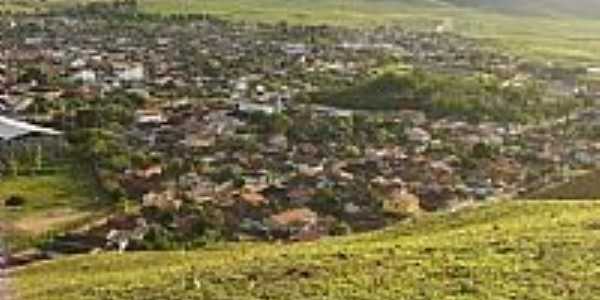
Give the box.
[2,1,600,252]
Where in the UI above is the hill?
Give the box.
[4,1,600,64]
[14,201,600,299]
[137,0,600,64]
[442,0,600,17]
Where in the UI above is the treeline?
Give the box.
[312,70,557,123]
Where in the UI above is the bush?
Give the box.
[308,188,342,216]
[4,195,26,208]
[382,190,421,217]
[313,70,546,123]
[141,225,178,250]
[330,220,352,236]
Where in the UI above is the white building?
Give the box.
[72,70,96,83]
[117,64,145,82]
[0,116,61,141]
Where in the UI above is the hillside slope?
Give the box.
[136,0,600,64]
[442,0,600,17]
[15,201,600,300]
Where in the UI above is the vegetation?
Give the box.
[443,0,600,18]
[4,2,600,299]
[3,1,600,64]
[14,201,600,299]
[312,70,548,123]
[136,0,600,64]
[0,164,110,250]
[527,170,600,200]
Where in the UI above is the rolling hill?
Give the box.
[6,0,600,18]
[14,201,600,300]
[135,0,600,64]
[442,0,600,17]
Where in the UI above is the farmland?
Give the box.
[137,0,600,65]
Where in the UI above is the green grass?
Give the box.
[14,201,600,299]
[0,0,111,12]
[0,164,110,250]
[137,0,600,65]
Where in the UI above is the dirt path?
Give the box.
[0,267,9,300]
[1,221,12,300]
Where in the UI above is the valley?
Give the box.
[2,1,600,299]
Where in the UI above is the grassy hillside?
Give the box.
[0,164,111,251]
[15,201,600,299]
[0,0,105,12]
[443,0,600,17]
[138,0,600,64]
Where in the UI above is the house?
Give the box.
[266,208,318,239]
[142,190,181,212]
[180,134,216,149]
[0,116,63,172]
[267,134,288,151]
[297,163,324,177]
[135,110,166,126]
[235,102,280,115]
[69,58,87,69]
[238,190,268,207]
[286,186,315,205]
[134,164,163,179]
[72,69,96,83]
[116,63,145,82]
[405,127,431,144]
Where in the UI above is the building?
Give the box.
[0,116,61,141]
[0,116,62,173]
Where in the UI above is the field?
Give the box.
[0,0,110,12]
[0,164,111,251]
[138,0,600,65]
[14,201,600,299]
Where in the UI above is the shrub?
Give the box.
[330,220,352,236]
[382,190,421,217]
[4,195,26,208]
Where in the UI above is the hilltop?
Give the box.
[14,201,600,300]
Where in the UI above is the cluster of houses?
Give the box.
[2,6,600,246]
